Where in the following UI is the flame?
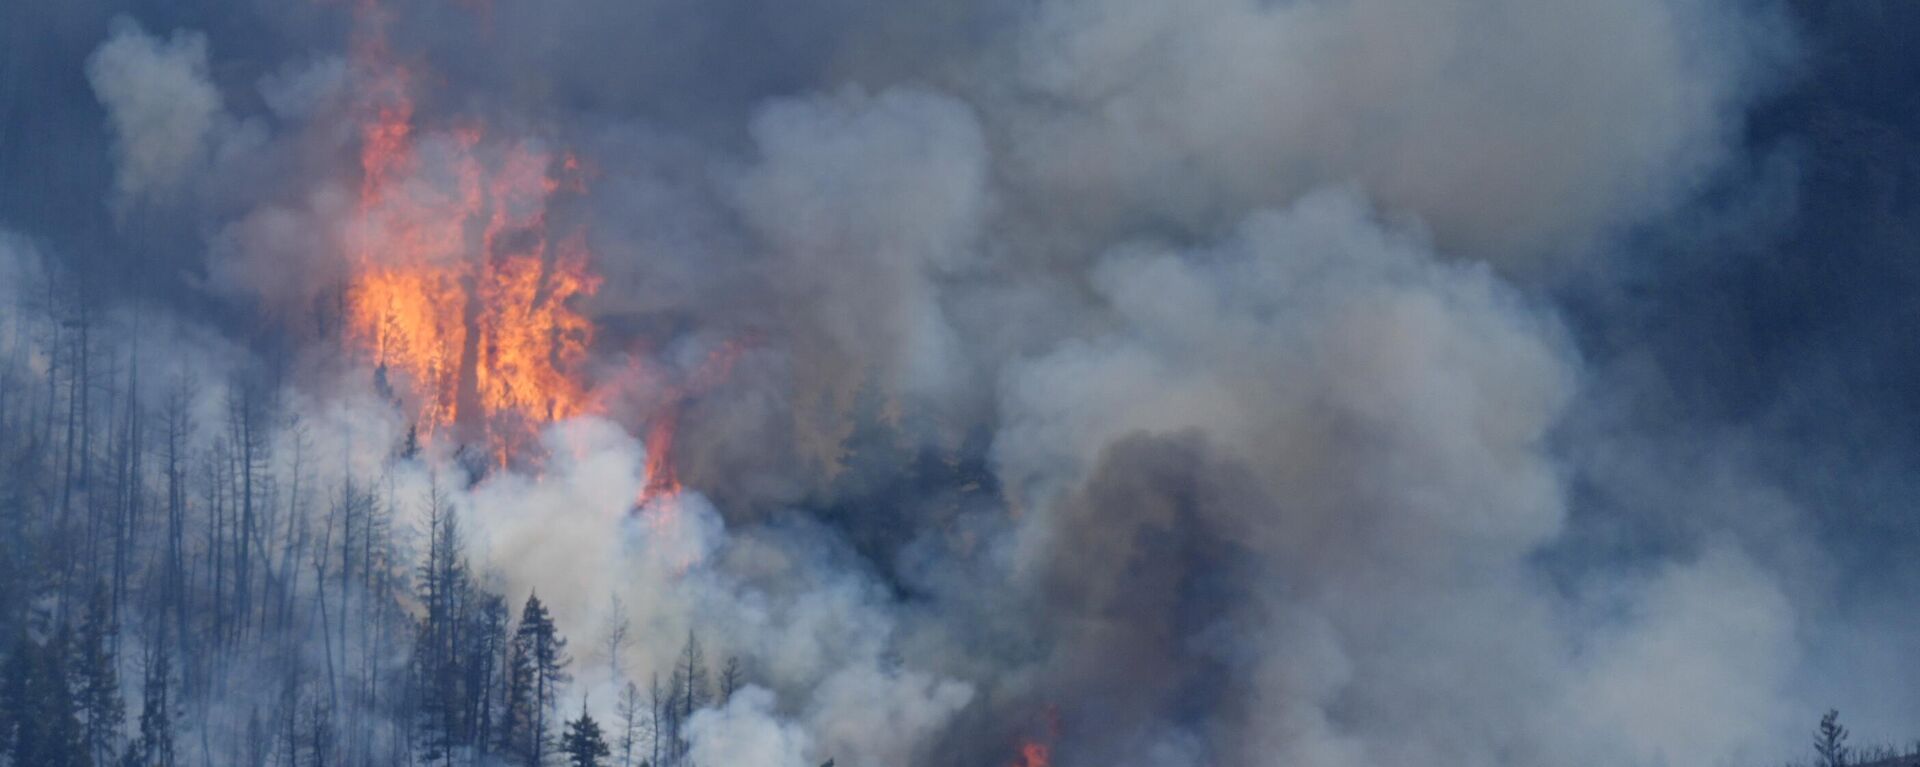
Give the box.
[638,407,681,505]
[1008,705,1060,767]
[343,3,599,463]
[1011,741,1051,767]
[631,339,749,508]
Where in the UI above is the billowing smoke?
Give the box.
[5,0,1917,765]
[85,19,225,206]
[994,0,1787,261]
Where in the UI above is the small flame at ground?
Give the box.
[1008,704,1060,767]
[1011,740,1051,767]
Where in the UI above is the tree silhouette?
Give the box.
[563,700,612,767]
[1817,709,1850,767]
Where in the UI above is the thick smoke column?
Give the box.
[4,0,1918,765]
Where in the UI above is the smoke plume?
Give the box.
[6,0,1919,765]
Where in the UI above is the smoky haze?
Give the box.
[1,1,1917,766]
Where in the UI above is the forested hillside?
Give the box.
[5,0,1920,765]
[0,258,759,766]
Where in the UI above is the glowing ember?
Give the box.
[343,5,599,463]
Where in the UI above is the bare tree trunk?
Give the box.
[314,499,340,734]
[112,356,142,633]
[41,275,59,453]
[208,440,228,655]
[164,379,192,679]
[279,425,309,633]
[57,305,87,613]
[230,384,256,644]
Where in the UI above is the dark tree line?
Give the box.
[0,250,749,766]
[1779,710,1920,767]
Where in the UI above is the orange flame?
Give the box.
[344,3,599,464]
[1008,704,1060,767]
[1011,740,1051,767]
[637,407,681,506]
[631,339,750,508]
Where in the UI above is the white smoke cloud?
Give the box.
[687,687,816,767]
[734,86,991,452]
[259,55,349,122]
[997,0,1787,262]
[998,188,1575,561]
[0,232,49,383]
[802,665,975,767]
[1567,544,1798,767]
[991,189,1802,766]
[391,417,974,763]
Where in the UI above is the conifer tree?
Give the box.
[504,592,570,766]
[1817,709,1850,767]
[471,591,509,761]
[2,630,89,766]
[0,632,33,760]
[133,638,175,767]
[74,583,124,767]
[562,700,611,767]
[413,486,474,764]
[499,620,536,764]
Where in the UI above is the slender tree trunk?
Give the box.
[165,384,190,677]
[314,502,340,736]
[113,357,141,632]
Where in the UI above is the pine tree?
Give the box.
[1816,709,1850,767]
[2,630,89,767]
[42,630,89,767]
[0,631,33,760]
[561,701,611,767]
[73,583,124,767]
[499,619,537,764]
[133,639,175,767]
[470,591,509,761]
[413,485,475,764]
[504,592,570,766]
[653,633,710,767]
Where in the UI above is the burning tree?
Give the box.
[343,10,601,467]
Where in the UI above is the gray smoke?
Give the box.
[10,0,1911,764]
[85,18,235,210]
[991,0,1789,262]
